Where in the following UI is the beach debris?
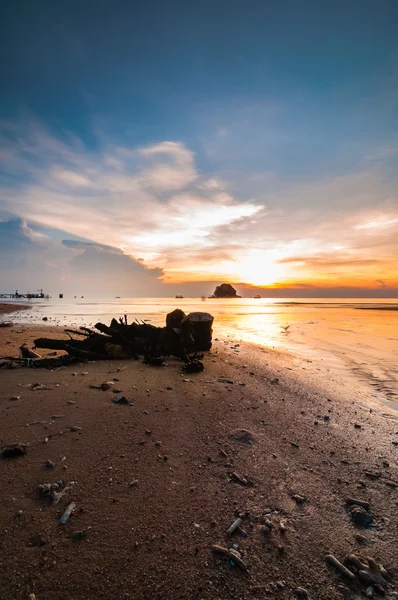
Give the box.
[211,544,247,570]
[227,518,242,536]
[349,504,373,528]
[346,498,371,511]
[112,396,129,404]
[230,472,252,487]
[183,359,204,373]
[325,554,356,582]
[38,481,75,506]
[19,344,41,359]
[229,429,256,445]
[4,310,213,370]
[0,443,28,458]
[60,502,76,524]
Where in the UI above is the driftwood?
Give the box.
[0,310,214,370]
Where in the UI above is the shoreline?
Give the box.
[0,303,31,316]
[0,325,397,599]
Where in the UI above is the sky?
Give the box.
[1,0,398,297]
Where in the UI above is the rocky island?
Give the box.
[211,283,241,298]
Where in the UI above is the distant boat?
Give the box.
[253,295,261,299]
[175,295,184,298]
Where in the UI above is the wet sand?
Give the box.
[0,323,397,600]
[0,303,30,315]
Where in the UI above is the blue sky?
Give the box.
[1,0,398,295]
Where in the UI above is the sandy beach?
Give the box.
[0,318,397,600]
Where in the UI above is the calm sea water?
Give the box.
[3,296,398,411]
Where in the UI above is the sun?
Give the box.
[229,250,285,287]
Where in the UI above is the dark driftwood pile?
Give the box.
[0,309,214,371]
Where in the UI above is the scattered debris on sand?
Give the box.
[0,309,214,371]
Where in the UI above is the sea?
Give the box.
[2,296,398,412]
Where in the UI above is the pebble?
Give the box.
[292,494,306,503]
[350,505,373,528]
[45,459,55,468]
[296,588,309,599]
[355,534,369,544]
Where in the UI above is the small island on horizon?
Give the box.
[210,283,241,298]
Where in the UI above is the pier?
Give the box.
[0,289,46,299]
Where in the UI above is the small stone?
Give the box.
[128,480,138,487]
[101,382,113,391]
[296,588,309,599]
[70,426,83,432]
[292,494,306,504]
[28,595,37,600]
[355,534,369,544]
[45,459,55,468]
[354,423,361,429]
[350,505,373,528]
[71,530,85,541]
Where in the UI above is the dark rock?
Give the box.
[346,498,371,511]
[112,396,129,404]
[296,588,309,599]
[211,283,241,298]
[350,505,373,528]
[229,429,256,445]
[1,444,27,458]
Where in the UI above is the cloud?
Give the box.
[0,116,397,294]
[0,219,163,295]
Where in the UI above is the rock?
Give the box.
[112,396,129,404]
[1,444,27,458]
[71,531,85,541]
[211,283,241,298]
[101,382,114,391]
[128,480,138,487]
[354,423,361,429]
[28,594,37,600]
[350,505,373,528]
[355,534,369,544]
[346,498,371,511]
[45,459,55,468]
[365,588,374,598]
[296,588,309,599]
[229,429,256,445]
[70,426,83,432]
[292,494,306,503]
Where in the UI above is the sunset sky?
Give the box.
[1,1,398,296]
